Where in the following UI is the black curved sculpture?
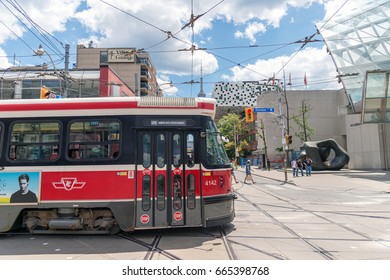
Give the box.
[301,139,350,171]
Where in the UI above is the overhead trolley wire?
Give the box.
[7,0,64,55]
[0,0,64,60]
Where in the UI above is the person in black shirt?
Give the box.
[10,174,37,203]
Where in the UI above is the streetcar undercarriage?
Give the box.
[22,208,118,234]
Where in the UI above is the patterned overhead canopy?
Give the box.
[317,0,390,112]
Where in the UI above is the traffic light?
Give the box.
[40,87,50,99]
[245,107,254,122]
[286,135,292,144]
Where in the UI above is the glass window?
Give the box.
[366,73,386,98]
[186,134,195,167]
[157,175,165,211]
[363,71,390,123]
[0,80,15,99]
[172,133,181,167]
[187,174,196,209]
[142,175,151,211]
[173,175,182,210]
[100,51,108,65]
[156,133,165,168]
[206,121,230,166]
[68,120,120,160]
[22,79,62,99]
[9,121,61,161]
[67,79,100,98]
[142,133,151,168]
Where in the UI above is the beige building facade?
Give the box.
[76,45,158,96]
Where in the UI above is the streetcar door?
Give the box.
[135,130,202,228]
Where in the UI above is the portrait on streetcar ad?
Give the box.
[0,172,39,204]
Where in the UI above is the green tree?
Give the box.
[291,100,315,142]
[217,113,248,159]
[255,118,268,164]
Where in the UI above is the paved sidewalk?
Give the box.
[236,167,390,192]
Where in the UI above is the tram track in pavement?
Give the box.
[236,188,336,260]
[235,173,390,259]
[251,173,390,244]
[117,226,239,260]
[117,230,182,260]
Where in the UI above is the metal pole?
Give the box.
[278,85,288,181]
[63,44,70,98]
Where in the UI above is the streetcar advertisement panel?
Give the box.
[0,172,40,204]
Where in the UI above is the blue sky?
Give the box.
[0,0,355,98]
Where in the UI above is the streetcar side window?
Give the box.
[68,120,121,160]
[8,121,61,162]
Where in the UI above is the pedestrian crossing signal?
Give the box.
[40,87,50,99]
[245,108,254,122]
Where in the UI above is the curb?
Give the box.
[236,169,298,186]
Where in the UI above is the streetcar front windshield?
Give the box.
[205,120,230,166]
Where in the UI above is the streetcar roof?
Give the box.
[0,97,216,119]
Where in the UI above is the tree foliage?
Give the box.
[217,113,249,159]
[291,100,315,142]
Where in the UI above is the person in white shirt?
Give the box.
[291,158,297,177]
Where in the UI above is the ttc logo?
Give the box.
[52,178,86,191]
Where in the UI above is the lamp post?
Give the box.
[34,44,70,98]
[35,44,56,71]
[156,81,173,96]
[276,84,288,182]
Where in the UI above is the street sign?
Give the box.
[254,107,274,112]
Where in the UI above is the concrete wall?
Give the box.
[257,89,349,162]
[345,114,390,169]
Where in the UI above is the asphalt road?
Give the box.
[1,170,390,261]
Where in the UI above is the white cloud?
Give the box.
[234,22,267,44]
[220,46,340,90]
[157,76,178,96]
[71,0,319,76]
[0,0,335,87]
[0,48,12,69]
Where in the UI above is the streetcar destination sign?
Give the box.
[254,107,275,112]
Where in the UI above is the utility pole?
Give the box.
[277,85,288,181]
[63,44,70,98]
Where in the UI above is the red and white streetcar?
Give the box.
[0,97,236,234]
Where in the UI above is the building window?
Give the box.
[100,51,108,65]
[363,71,390,123]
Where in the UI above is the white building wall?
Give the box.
[345,114,387,169]
[257,89,348,161]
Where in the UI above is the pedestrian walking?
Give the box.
[244,160,255,184]
[297,158,304,176]
[291,158,297,177]
[230,160,238,184]
[266,158,271,171]
[305,157,312,176]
